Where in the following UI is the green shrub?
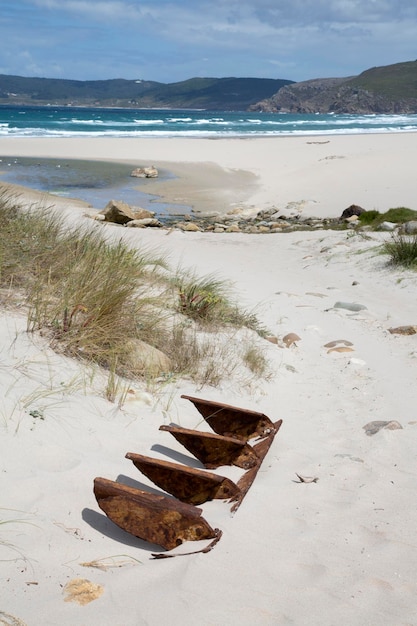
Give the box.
[358,210,380,225]
[359,207,417,228]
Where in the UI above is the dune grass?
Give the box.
[0,192,271,389]
[383,233,417,268]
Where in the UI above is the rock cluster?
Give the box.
[91,200,417,235]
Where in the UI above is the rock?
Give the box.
[345,215,359,223]
[377,221,396,231]
[126,218,162,228]
[363,420,403,436]
[226,224,241,232]
[324,339,354,348]
[178,222,201,232]
[388,325,417,335]
[333,301,367,312]
[133,208,155,220]
[282,332,301,348]
[402,220,417,234]
[130,166,158,178]
[327,346,354,354]
[100,199,135,224]
[124,339,172,377]
[265,335,279,345]
[340,204,365,220]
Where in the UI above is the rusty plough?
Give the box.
[94,396,282,557]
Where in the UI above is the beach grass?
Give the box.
[0,192,270,388]
[383,233,417,268]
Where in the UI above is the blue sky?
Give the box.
[1,0,416,83]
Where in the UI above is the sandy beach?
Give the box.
[1,133,417,626]
[1,133,417,217]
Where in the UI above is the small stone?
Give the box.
[377,221,396,232]
[179,222,201,232]
[363,420,403,436]
[282,332,301,348]
[388,325,417,335]
[333,301,367,312]
[324,339,353,348]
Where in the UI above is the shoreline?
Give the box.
[1,133,416,217]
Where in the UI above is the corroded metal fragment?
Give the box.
[159,424,259,469]
[94,477,220,551]
[181,394,276,440]
[125,452,241,505]
[231,419,283,513]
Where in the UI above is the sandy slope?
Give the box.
[1,216,417,625]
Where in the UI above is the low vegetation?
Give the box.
[0,192,271,389]
[359,207,417,228]
[383,233,417,268]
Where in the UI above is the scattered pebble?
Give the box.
[282,333,301,348]
[362,420,403,436]
[323,339,353,348]
[327,346,354,354]
[333,301,367,312]
[388,325,417,335]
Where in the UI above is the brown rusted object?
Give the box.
[231,419,283,512]
[94,477,220,551]
[125,452,241,505]
[159,424,259,469]
[181,394,276,440]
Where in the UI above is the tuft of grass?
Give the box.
[242,344,271,378]
[383,233,417,268]
[173,269,270,337]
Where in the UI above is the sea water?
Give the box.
[1,105,417,137]
[1,105,416,214]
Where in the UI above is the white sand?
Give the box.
[1,134,417,625]
[1,133,417,216]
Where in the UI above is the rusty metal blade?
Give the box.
[231,419,283,513]
[181,394,276,440]
[125,452,241,505]
[94,477,220,551]
[159,424,259,469]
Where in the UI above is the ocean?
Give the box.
[1,105,416,214]
[1,105,417,137]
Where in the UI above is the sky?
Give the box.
[0,0,416,84]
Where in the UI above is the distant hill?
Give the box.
[2,62,416,112]
[0,75,293,110]
[250,60,417,113]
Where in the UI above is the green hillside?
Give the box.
[0,74,293,110]
[349,60,417,99]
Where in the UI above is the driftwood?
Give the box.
[125,452,241,505]
[159,424,259,469]
[181,394,276,440]
[94,477,220,551]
